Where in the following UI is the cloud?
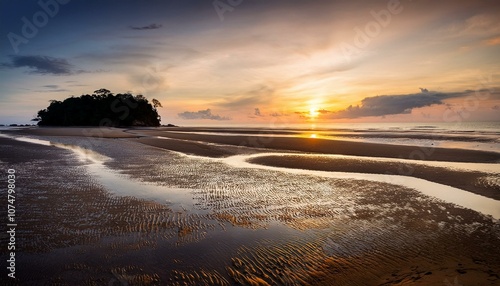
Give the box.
[35,84,69,93]
[294,111,308,118]
[483,36,500,46]
[130,23,162,30]
[254,108,262,116]
[219,95,266,109]
[439,13,500,42]
[1,55,76,75]
[294,109,331,118]
[218,85,274,109]
[327,89,469,119]
[178,109,230,120]
[269,112,288,117]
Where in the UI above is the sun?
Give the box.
[309,107,319,118]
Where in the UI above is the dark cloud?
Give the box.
[178,109,230,120]
[36,89,68,93]
[43,85,59,89]
[1,55,75,75]
[327,89,469,119]
[294,111,308,118]
[130,23,162,30]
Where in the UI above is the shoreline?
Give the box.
[128,129,500,163]
[4,126,499,163]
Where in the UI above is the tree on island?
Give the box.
[33,89,162,127]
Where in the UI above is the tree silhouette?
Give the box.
[152,99,162,108]
[34,89,162,127]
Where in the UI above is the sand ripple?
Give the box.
[1,136,499,284]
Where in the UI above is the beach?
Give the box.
[1,126,499,285]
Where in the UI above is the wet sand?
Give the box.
[130,137,252,158]
[128,129,500,162]
[1,127,500,284]
[8,126,139,138]
[249,155,500,200]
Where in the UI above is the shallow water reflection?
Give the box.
[222,153,500,219]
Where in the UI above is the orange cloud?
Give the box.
[483,36,500,46]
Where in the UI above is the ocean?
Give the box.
[177,121,500,153]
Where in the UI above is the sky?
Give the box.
[1,0,499,126]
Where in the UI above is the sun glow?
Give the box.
[307,98,323,120]
[309,107,319,118]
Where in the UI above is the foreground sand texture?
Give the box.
[1,127,499,285]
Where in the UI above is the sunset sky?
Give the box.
[1,0,499,126]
